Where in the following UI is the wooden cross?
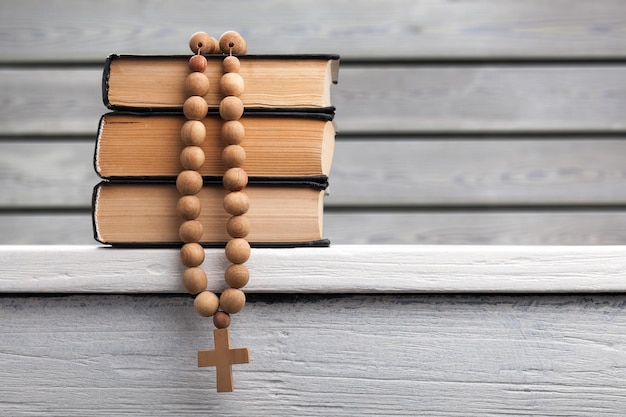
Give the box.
[198,328,250,392]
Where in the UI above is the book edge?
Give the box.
[98,239,331,249]
[103,53,339,110]
[99,109,335,120]
[91,181,330,247]
[93,114,106,177]
[105,106,337,114]
[91,183,105,245]
[95,177,329,189]
[106,53,340,60]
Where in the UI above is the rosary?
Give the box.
[177,31,250,392]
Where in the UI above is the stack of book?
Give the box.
[92,53,340,247]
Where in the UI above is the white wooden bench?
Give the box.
[2,1,626,415]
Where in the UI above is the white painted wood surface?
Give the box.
[2,292,626,416]
[2,245,626,294]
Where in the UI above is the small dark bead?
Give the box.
[213,311,231,329]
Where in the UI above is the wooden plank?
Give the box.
[0,69,104,135]
[335,65,626,133]
[4,66,626,135]
[324,211,626,245]
[329,138,626,206]
[0,214,95,244]
[2,0,626,61]
[4,138,626,208]
[0,141,100,208]
[1,293,626,415]
[2,245,626,293]
[4,210,626,246]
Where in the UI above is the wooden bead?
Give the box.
[224,264,249,289]
[182,267,207,294]
[223,191,249,215]
[213,311,231,329]
[183,96,209,120]
[176,170,203,195]
[189,32,219,55]
[219,96,244,121]
[184,72,210,97]
[220,72,244,97]
[222,167,248,191]
[194,290,219,317]
[219,288,246,314]
[180,242,205,267]
[225,238,250,264]
[181,120,206,146]
[219,31,248,54]
[188,54,208,72]
[223,56,241,73]
[227,215,250,238]
[177,195,201,220]
[179,219,204,243]
[180,145,205,170]
[222,144,246,168]
[221,121,245,145]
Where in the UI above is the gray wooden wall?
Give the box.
[4,2,626,415]
[3,0,626,245]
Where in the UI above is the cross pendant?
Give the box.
[198,328,250,392]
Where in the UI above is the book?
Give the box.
[92,181,328,247]
[103,54,340,111]
[95,112,336,180]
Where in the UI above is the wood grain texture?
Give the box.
[2,293,626,415]
[4,66,626,135]
[3,2,626,414]
[4,210,626,245]
[0,141,100,208]
[4,138,626,208]
[329,139,626,206]
[335,65,626,133]
[2,0,626,61]
[0,69,103,135]
[2,245,626,294]
[325,211,626,245]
